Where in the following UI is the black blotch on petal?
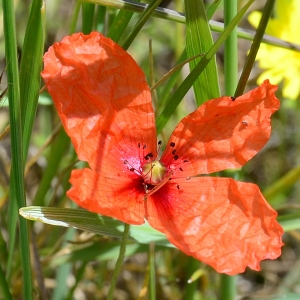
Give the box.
[231,96,236,101]
[174,155,179,160]
[170,142,175,147]
[179,167,183,171]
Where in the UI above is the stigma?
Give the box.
[142,160,167,185]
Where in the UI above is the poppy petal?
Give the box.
[146,177,283,275]
[161,80,279,177]
[68,168,145,225]
[41,32,157,173]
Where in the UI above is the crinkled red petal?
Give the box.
[41,32,157,173]
[146,176,283,275]
[68,168,145,225]
[161,80,280,177]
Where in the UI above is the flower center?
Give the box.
[142,159,167,185]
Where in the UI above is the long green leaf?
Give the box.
[185,0,220,105]
[156,0,255,133]
[235,0,276,97]
[82,2,96,34]
[107,0,141,43]
[19,206,174,247]
[20,0,45,161]
[122,0,162,50]
[85,0,300,52]
[2,0,33,298]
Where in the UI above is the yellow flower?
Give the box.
[248,0,300,100]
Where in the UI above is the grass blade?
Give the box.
[185,0,220,106]
[235,0,276,97]
[2,0,33,297]
[20,0,45,161]
[82,2,96,34]
[122,0,162,50]
[156,0,255,133]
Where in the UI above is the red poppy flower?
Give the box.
[41,32,283,275]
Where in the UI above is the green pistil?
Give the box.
[142,160,167,185]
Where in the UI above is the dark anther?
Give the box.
[231,96,236,101]
[186,177,191,180]
[172,150,176,155]
[158,140,162,145]
[179,167,183,171]
[183,159,189,163]
[147,153,153,158]
[130,168,135,172]
[124,160,128,164]
[143,145,147,149]
[176,184,180,190]
[144,155,150,160]
[174,155,179,160]
[170,142,175,147]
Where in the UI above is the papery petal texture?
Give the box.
[68,168,145,225]
[146,177,283,275]
[41,32,157,174]
[161,80,279,177]
[42,32,283,275]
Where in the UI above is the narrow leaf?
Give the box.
[185,0,220,105]
[19,206,174,247]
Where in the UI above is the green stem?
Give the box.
[224,0,237,96]
[221,1,237,299]
[148,243,156,300]
[2,0,33,298]
[107,223,130,300]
